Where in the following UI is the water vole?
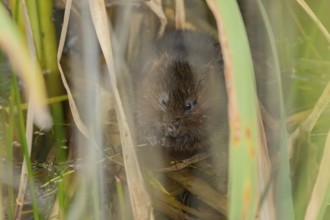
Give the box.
[135,30,227,158]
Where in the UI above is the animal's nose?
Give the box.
[168,124,177,137]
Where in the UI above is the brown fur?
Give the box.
[135,30,227,158]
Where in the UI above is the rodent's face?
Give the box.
[137,58,218,154]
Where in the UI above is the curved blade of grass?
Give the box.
[3,95,68,112]
[256,1,295,219]
[57,0,92,142]
[89,1,154,219]
[5,77,15,220]
[207,0,260,219]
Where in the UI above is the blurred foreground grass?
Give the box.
[0,0,330,219]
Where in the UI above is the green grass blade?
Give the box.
[207,1,260,219]
[39,0,67,162]
[11,72,40,220]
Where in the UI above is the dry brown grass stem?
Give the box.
[154,152,211,172]
[145,0,167,36]
[56,0,97,148]
[167,171,228,217]
[175,0,185,30]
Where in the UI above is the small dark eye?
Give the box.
[185,99,197,112]
[161,98,168,107]
[160,94,169,109]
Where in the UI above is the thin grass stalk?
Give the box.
[56,171,78,219]
[296,0,330,43]
[23,0,43,65]
[278,0,299,115]
[4,76,15,220]
[0,53,14,220]
[0,91,7,220]
[2,4,22,220]
[15,1,46,218]
[295,0,329,62]
[3,95,68,112]
[11,72,39,220]
[39,0,67,162]
[285,1,322,59]
[38,0,67,216]
[9,0,24,35]
[207,0,260,219]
